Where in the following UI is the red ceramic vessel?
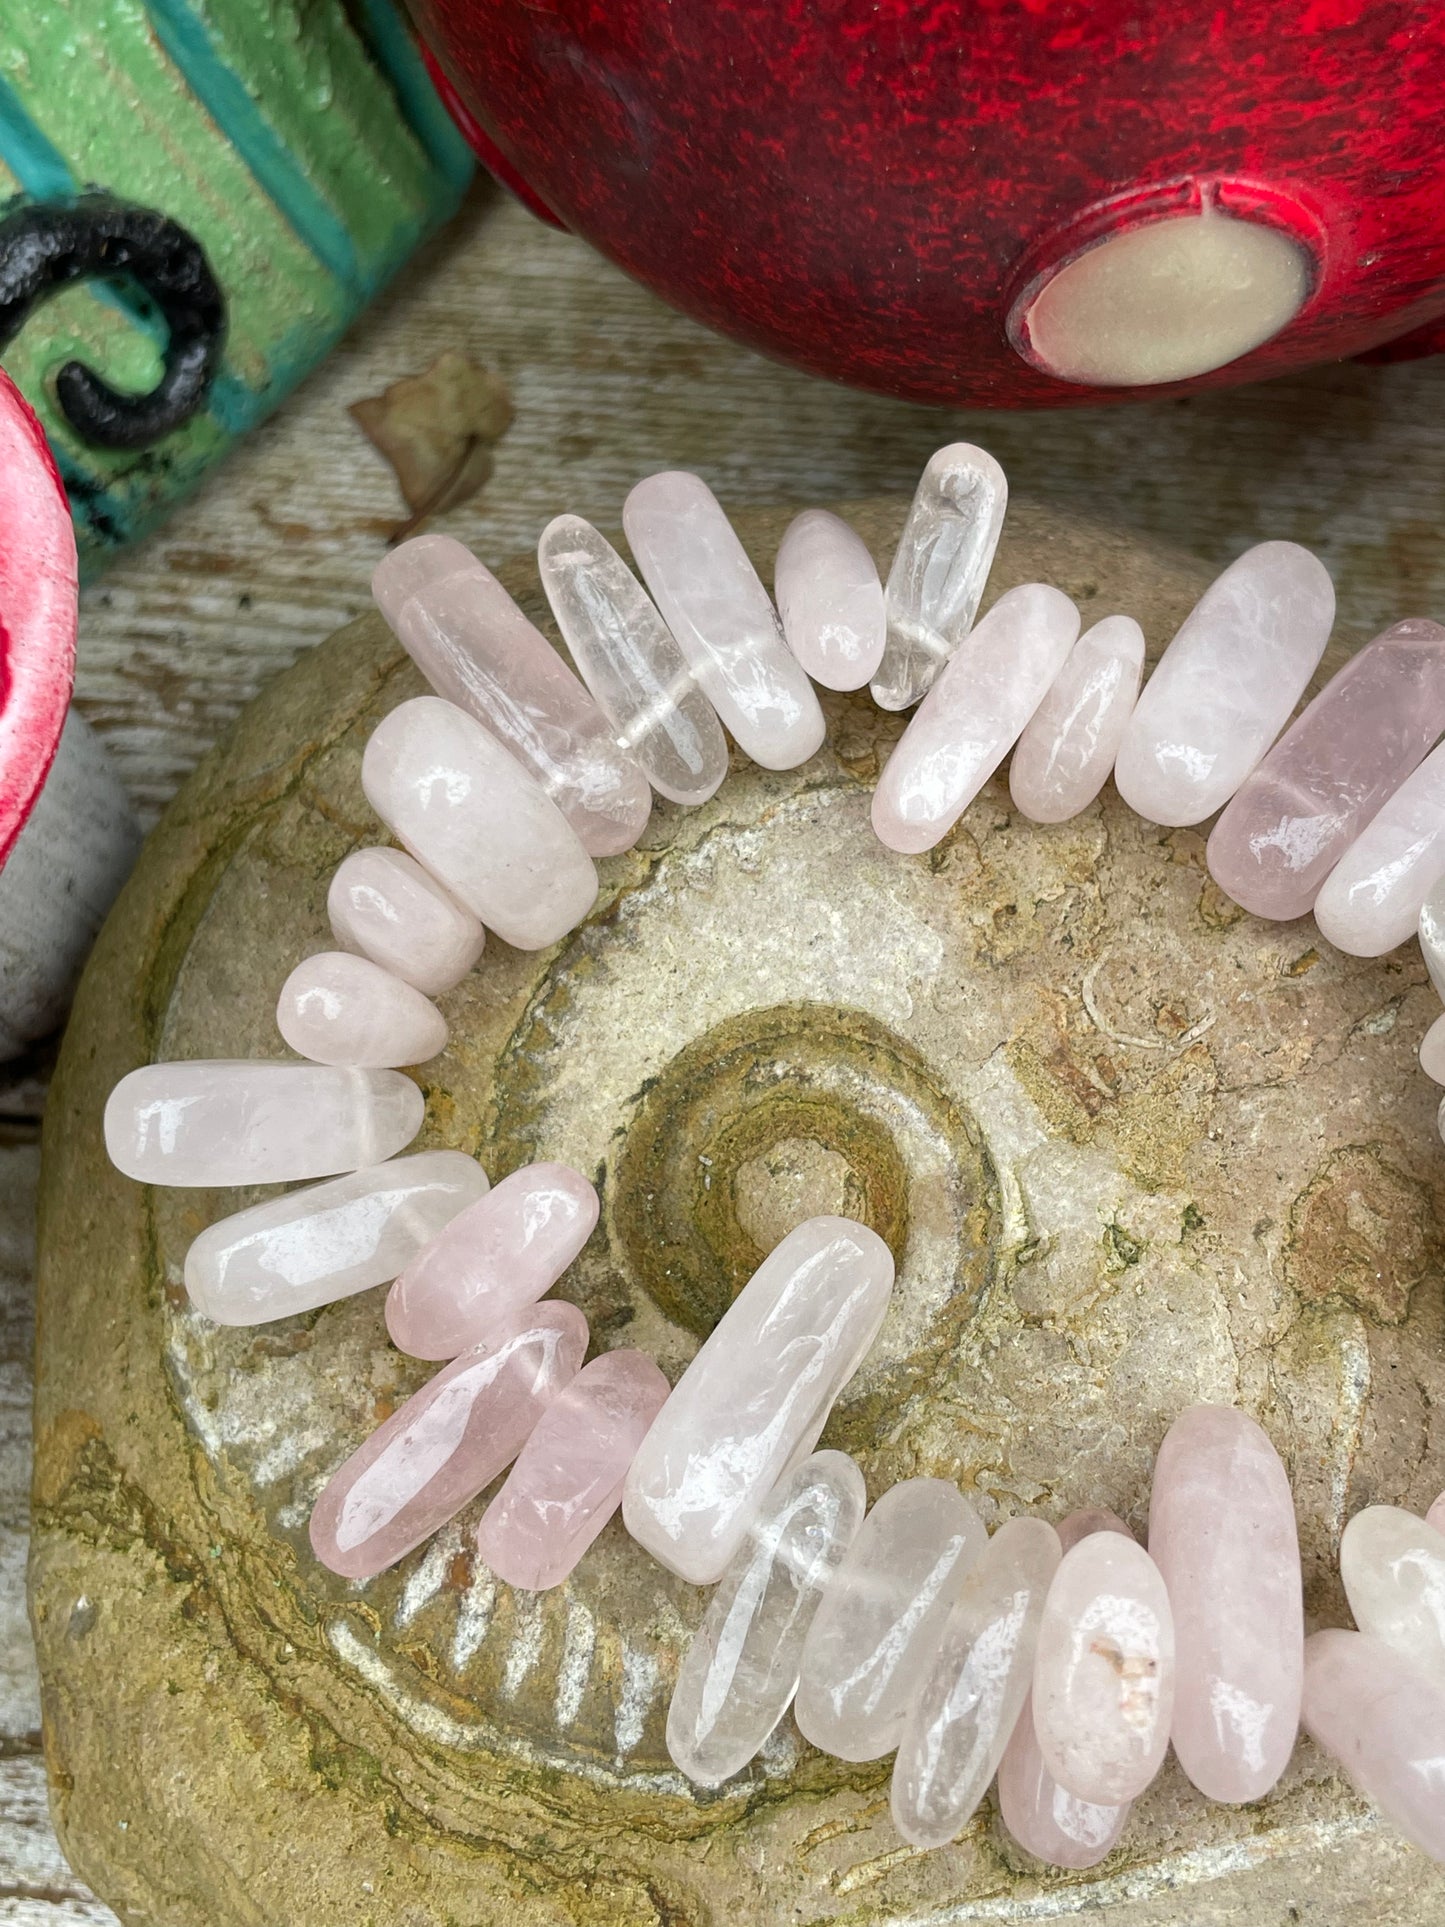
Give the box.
[0,369,77,866]
[415,0,1445,406]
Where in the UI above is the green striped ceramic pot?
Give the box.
[0,0,471,577]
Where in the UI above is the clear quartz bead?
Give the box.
[665,1450,866,1787]
[537,514,729,805]
[871,442,1007,711]
[890,1516,1062,1849]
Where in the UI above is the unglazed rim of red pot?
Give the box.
[0,369,79,868]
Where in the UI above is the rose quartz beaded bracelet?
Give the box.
[102,446,1445,1869]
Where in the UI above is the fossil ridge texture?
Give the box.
[32,500,1445,1924]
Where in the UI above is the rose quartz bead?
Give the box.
[1114,542,1335,827]
[386,1161,599,1360]
[185,1150,488,1326]
[794,1478,987,1761]
[1207,619,1445,920]
[373,535,650,857]
[1428,1491,1445,1537]
[1314,740,1445,956]
[623,1216,894,1585]
[666,1451,867,1787]
[327,847,484,997]
[1147,1405,1303,1803]
[1421,1014,1445,1084]
[873,442,1008,711]
[104,1060,423,1187]
[1057,1507,1132,1551]
[1340,1504,1445,1676]
[1008,615,1145,824]
[361,696,597,952]
[1420,876,1445,998]
[276,951,447,1068]
[538,514,729,807]
[475,1350,669,1590]
[999,1510,1131,1870]
[891,1517,1062,1849]
[309,1300,587,1580]
[1032,1532,1175,1803]
[774,509,886,691]
[872,584,1081,854]
[623,471,826,771]
[1302,1629,1445,1863]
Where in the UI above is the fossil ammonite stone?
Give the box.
[32,500,1445,1925]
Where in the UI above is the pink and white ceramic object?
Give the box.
[0,372,139,1058]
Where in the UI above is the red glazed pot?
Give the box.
[414,0,1445,405]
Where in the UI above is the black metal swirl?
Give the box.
[0,195,226,450]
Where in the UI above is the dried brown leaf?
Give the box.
[349,350,513,536]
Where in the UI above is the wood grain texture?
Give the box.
[8,177,1445,1915]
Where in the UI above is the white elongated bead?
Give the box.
[328,847,484,997]
[774,509,886,691]
[1113,542,1335,827]
[537,514,729,806]
[276,952,446,1068]
[1314,741,1445,956]
[184,1150,488,1325]
[622,1216,893,1585]
[872,442,1008,711]
[872,584,1080,854]
[1032,1531,1175,1804]
[890,1517,1062,1850]
[666,1450,866,1787]
[1429,1491,1445,1536]
[373,535,650,857]
[1340,1504,1445,1677]
[1420,875,1445,998]
[794,1478,986,1761]
[361,696,597,952]
[623,471,826,771]
[998,1509,1131,1870]
[1147,1405,1303,1803]
[104,1060,424,1187]
[1009,615,1146,823]
[1302,1629,1445,1864]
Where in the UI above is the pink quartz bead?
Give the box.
[1114,542,1334,828]
[475,1350,670,1590]
[1314,740,1445,957]
[276,951,447,1068]
[872,583,1081,855]
[999,1508,1131,1869]
[309,1300,587,1580]
[774,509,886,691]
[1207,618,1445,920]
[1032,1531,1175,1804]
[1008,616,1145,825]
[361,696,598,952]
[1147,1405,1303,1804]
[624,471,826,771]
[386,1161,599,1360]
[373,535,651,858]
[327,846,484,997]
[1302,1629,1445,1864]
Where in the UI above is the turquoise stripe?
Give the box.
[142,0,364,294]
[351,0,474,196]
[0,69,79,203]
